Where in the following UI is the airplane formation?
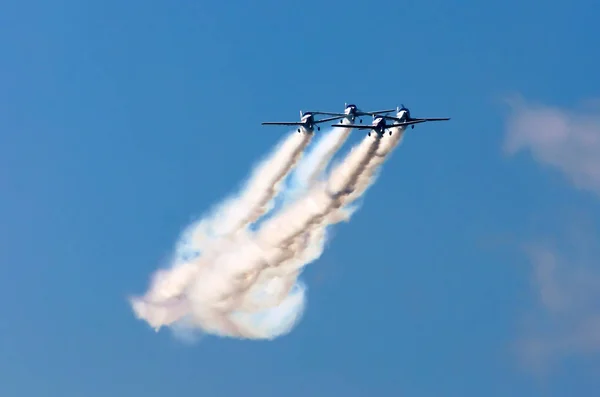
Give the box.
[262,103,450,136]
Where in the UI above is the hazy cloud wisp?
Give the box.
[504,98,600,196]
[518,241,600,373]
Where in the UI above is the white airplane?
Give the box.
[331,104,450,136]
[261,111,344,133]
[331,115,422,137]
[307,103,395,124]
[389,104,450,130]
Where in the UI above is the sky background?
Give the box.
[1,0,599,396]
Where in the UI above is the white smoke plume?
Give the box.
[176,131,313,258]
[137,131,314,307]
[251,124,353,230]
[291,120,353,191]
[129,124,409,339]
[341,128,406,210]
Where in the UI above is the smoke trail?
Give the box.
[232,130,409,329]
[192,135,382,336]
[221,134,387,333]
[130,134,381,336]
[132,229,310,338]
[257,135,381,248]
[214,131,313,232]
[203,136,384,320]
[240,134,389,288]
[252,123,354,236]
[329,127,407,221]
[130,130,315,322]
[291,120,353,191]
[175,131,313,257]
[230,128,408,320]
[130,126,410,340]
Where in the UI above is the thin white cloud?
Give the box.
[517,240,600,373]
[504,97,600,378]
[504,97,600,196]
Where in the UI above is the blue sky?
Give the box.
[1,0,599,395]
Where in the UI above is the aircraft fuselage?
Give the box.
[344,104,358,122]
[386,109,412,133]
[297,113,319,133]
[366,117,388,136]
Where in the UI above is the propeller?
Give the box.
[396,104,415,129]
[344,102,361,123]
[399,104,411,119]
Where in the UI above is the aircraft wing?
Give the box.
[261,121,304,126]
[305,111,346,117]
[314,115,345,124]
[382,115,450,124]
[411,117,451,122]
[331,124,376,129]
[357,109,395,116]
[390,119,429,126]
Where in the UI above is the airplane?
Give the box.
[331,114,424,137]
[388,104,450,130]
[306,103,395,124]
[331,104,450,136]
[261,111,344,133]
